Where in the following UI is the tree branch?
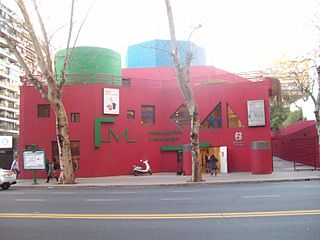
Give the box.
[60,0,96,90]
[16,0,48,76]
[60,0,75,89]
[3,34,47,98]
[32,0,53,78]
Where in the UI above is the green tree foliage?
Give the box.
[270,101,289,131]
[282,109,304,128]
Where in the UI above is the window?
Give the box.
[127,110,135,119]
[122,78,131,87]
[141,105,155,125]
[71,113,80,122]
[170,104,191,126]
[52,141,80,169]
[227,104,244,128]
[37,104,50,118]
[201,102,222,129]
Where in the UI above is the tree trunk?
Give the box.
[51,99,75,184]
[315,67,320,144]
[315,100,320,145]
[165,0,202,182]
[189,104,202,182]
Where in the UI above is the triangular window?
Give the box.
[227,104,244,128]
[201,102,222,129]
[170,104,191,126]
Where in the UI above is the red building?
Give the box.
[272,120,320,169]
[19,65,274,179]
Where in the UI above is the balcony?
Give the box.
[0,48,17,62]
[0,116,19,124]
[0,93,19,103]
[0,81,19,92]
[0,105,19,113]
[0,128,19,134]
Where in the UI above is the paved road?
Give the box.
[1,182,320,240]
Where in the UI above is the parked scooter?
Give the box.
[132,160,152,176]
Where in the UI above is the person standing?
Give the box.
[205,152,210,173]
[209,154,218,176]
[10,156,20,179]
[46,159,58,183]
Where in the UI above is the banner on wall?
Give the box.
[103,88,119,115]
[247,99,265,127]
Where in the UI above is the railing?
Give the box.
[22,74,123,86]
[21,71,267,89]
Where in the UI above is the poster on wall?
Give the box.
[23,150,46,170]
[103,88,120,115]
[247,100,265,127]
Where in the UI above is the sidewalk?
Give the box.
[14,158,320,188]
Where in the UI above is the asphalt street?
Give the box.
[1,181,320,240]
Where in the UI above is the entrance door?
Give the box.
[200,147,220,174]
[200,148,209,173]
[177,150,183,172]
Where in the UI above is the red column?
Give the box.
[183,151,192,175]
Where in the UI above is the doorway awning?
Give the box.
[161,142,210,151]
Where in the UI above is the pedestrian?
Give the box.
[46,159,58,183]
[11,156,20,179]
[209,153,218,176]
[53,158,60,171]
[205,152,210,173]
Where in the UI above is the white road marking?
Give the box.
[0,192,25,195]
[242,195,280,199]
[171,190,200,193]
[15,199,46,202]
[109,191,137,194]
[85,199,120,202]
[49,192,74,195]
[161,198,192,201]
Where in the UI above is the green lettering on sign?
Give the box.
[94,118,136,148]
[102,128,136,143]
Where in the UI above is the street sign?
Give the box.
[0,136,12,148]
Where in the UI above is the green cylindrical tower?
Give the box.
[55,46,122,85]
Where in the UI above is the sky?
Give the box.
[4,0,320,72]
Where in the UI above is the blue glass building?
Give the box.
[125,39,206,68]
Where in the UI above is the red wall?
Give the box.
[19,66,273,178]
[272,120,320,167]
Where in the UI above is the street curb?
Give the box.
[11,177,320,189]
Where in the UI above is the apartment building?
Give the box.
[0,3,34,168]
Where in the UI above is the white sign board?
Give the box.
[247,100,266,127]
[219,146,228,173]
[0,136,12,148]
[23,150,46,170]
[103,88,119,114]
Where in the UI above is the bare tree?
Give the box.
[314,63,320,143]
[164,0,202,182]
[269,59,313,106]
[1,0,92,183]
[269,56,320,142]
